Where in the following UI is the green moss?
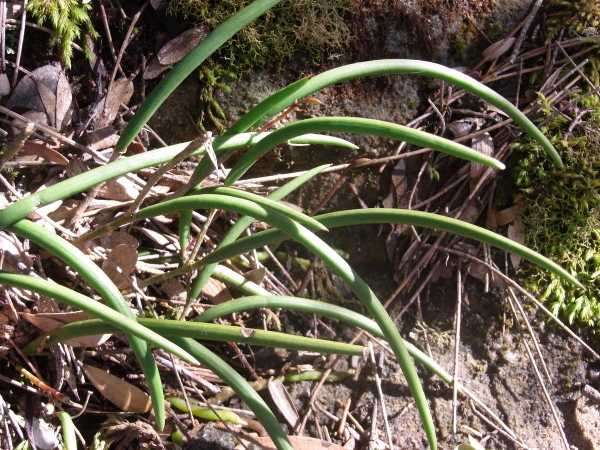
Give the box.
[546,0,600,38]
[168,0,352,68]
[168,0,353,130]
[27,0,98,69]
[513,92,600,330]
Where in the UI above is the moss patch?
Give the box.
[513,92,600,330]
[167,0,352,130]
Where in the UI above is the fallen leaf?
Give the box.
[160,279,186,302]
[448,119,475,138]
[85,126,119,151]
[84,365,152,413]
[7,64,73,130]
[102,232,139,289]
[267,378,299,427]
[157,27,209,66]
[21,140,69,165]
[92,78,134,129]
[126,141,146,155]
[470,132,494,181]
[0,73,10,98]
[244,267,266,285]
[22,311,111,347]
[143,58,170,80]
[481,37,516,63]
[203,278,232,304]
[251,435,345,450]
[97,177,140,201]
[27,417,59,450]
[495,205,521,227]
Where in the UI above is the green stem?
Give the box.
[203,209,582,289]
[57,411,77,450]
[0,272,197,365]
[103,193,438,450]
[41,318,366,357]
[188,165,328,302]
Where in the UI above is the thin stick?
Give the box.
[437,245,599,359]
[107,1,147,89]
[235,149,433,186]
[11,0,27,87]
[506,293,569,450]
[99,1,125,78]
[452,266,463,435]
[509,0,543,64]
[169,354,197,427]
[556,42,600,99]
[368,342,394,450]
[129,134,212,214]
[508,288,552,383]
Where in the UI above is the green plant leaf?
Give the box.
[227,59,563,167]
[116,0,283,151]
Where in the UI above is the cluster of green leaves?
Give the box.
[27,0,98,68]
[514,92,600,329]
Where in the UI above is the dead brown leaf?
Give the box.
[267,378,299,427]
[85,126,120,151]
[470,132,494,181]
[84,365,152,413]
[97,177,140,201]
[203,278,232,304]
[0,73,10,98]
[7,64,73,130]
[102,232,139,289]
[160,279,186,303]
[21,311,111,347]
[92,78,134,129]
[157,27,209,66]
[21,140,69,165]
[244,267,266,285]
[507,218,525,268]
[481,37,516,63]
[495,205,522,227]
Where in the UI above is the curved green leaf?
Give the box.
[0,272,197,365]
[43,318,365,356]
[105,194,438,450]
[8,220,168,430]
[225,117,505,183]
[0,132,352,231]
[227,59,562,167]
[203,209,582,289]
[188,165,328,303]
[116,0,283,151]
